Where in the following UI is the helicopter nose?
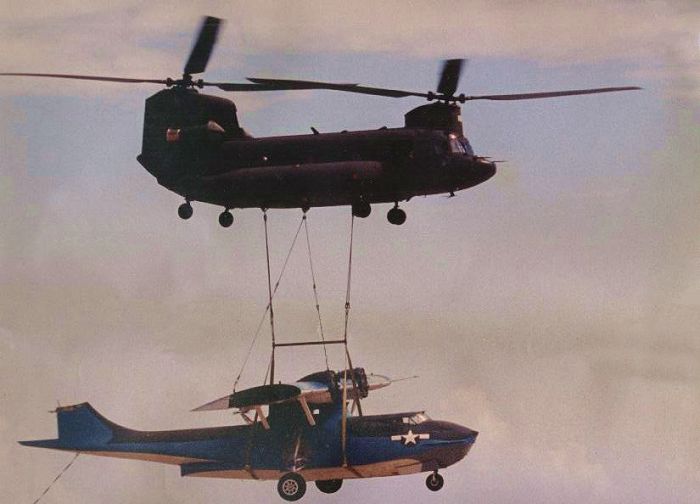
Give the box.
[474,158,496,182]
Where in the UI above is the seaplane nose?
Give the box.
[454,424,479,442]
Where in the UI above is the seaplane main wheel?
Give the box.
[426,471,444,492]
[315,479,343,494]
[278,472,306,501]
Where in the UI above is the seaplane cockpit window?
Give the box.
[402,413,431,425]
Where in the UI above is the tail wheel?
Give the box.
[426,472,444,492]
[315,479,343,494]
[277,472,306,501]
[178,202,193,220]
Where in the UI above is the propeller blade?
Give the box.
[0,72,167,85]
[183,16,223,75]
[437,59,464,97]
[465,86,642,101]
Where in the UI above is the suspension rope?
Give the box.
[263,211,276,386]
[31,452,80,504]
[231,214,305,393]
[342,215,354,342]
[341,215,363,416]
[303,214,329,371]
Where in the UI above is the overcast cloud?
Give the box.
[1,2,699,503]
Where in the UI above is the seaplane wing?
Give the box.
[192,371,415,427]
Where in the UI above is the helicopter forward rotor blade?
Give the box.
[0,72,168,85]
[209,81,301,91]
[464,86,642,101]
[437,59,464,97]
[246,77,427,98]
[183,16,223,75]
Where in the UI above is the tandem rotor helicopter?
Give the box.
[2,16,640,227]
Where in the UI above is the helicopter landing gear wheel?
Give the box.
[178,202,193,220]
[352,201,371,218]
[425,471,444,492]
[277,472,306,501]
[218,209,233,228]
[387,205,406,225]
[315,479,343,494]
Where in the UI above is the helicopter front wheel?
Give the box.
[218,209,234,228]
[387,206,406,225]
[178,202,193,220]
[352,201,371,218]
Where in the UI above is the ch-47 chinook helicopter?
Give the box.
[1,16,640,226]
[21,368,478,501]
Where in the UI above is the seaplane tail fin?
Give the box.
[20,402,124,449]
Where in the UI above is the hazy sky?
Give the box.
[1,1,699,503]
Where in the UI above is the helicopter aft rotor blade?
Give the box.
[465,87,642,101]
[246,76,641,103]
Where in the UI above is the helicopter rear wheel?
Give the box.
[277,472,306,501]
[218,209,233,228]
[387,206,406,225]
[352,201,371,218]
[425,471,444,492]
[315,479,343,494]
[178,202,193,220]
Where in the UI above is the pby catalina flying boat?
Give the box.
[21,368,477,501]
[1,17,640,227]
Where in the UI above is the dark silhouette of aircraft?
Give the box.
[1,17,639,226]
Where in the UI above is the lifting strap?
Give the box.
[303,213,330,371]
[263,211,276,385]
[231,213,305,393]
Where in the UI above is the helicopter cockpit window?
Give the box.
[402,413,431,425]
[448,135,466,154]
[460,138,474,156]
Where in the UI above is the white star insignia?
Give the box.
[391,429,430,446]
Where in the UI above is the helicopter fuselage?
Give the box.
[136,89,496,215]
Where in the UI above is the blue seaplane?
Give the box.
[21,367,478,500]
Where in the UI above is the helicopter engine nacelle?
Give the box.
[137,88,244,190]
[405,102,463,136]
